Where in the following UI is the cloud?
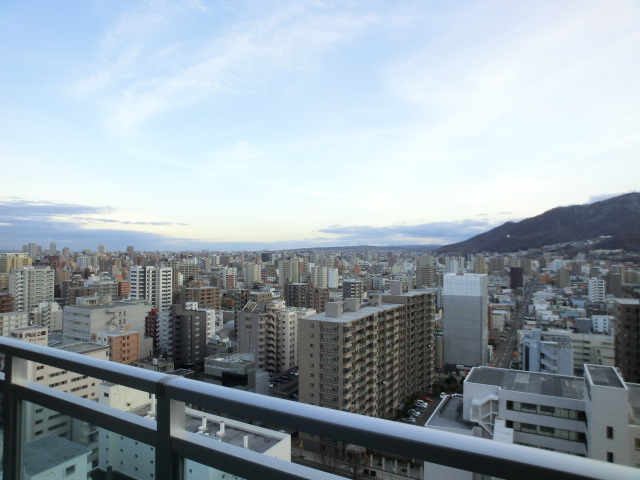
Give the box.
[70,1,399,130]
[0,199,191,251]
[317,219,502,245]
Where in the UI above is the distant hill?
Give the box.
[438,192,640,254]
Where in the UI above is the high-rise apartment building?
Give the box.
[382,284,436,396]
[237,300,312,375]
[0,252,32,273]
[243,263,262,286]
[509,266,524,289]
[284,282,309,308]
[221,267,237,289]
[0,292,15,313]
[8,266,55,313]
[29,300,63,332]
[284,283,330,313]
[327,268,339,289]
[310,265,328,288]
[308,286,330,313]
[588,277,606,302]
[183,285,221,310]
[614,298,640,383]
[442,272,489,367]
[278,258,300,286]
[342,279,364,300]
[298,286,436,427]
[415,266,437,288]
[0,311,30,336]
[158,303,215,369]
[129,265,173,311]
[556,268,571,288]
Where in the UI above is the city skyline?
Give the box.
[2,1,639,251]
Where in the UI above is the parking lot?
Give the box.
[269,369,299,400]
[401,395,444,425]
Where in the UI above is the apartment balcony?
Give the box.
[1,336,637,480]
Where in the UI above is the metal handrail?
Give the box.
[1,336,637,480]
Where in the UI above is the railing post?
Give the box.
[2,354,29,479]
[156,378,185,480]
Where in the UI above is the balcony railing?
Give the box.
[1,336,638,480]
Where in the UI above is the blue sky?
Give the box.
[1,1,638,252]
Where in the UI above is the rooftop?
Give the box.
[425,396,476,432]
[584,364,625,389]
[614,298,640,306]
[24,435,91,475]
[466,367,585,400]
[303,302,403,324]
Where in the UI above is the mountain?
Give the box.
[438,192,640,254]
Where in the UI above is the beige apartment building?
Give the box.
[0,252,32,273]
[237,300,315,375]
[183,285,221,310]
[298,284,436,426]
[8,266,55,313]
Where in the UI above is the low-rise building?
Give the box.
[425,364,640,476]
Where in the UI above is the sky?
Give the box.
[1,0,639,252]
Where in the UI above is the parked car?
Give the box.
[440,392,447,399]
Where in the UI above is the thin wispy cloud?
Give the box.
[0,199,191,250]
[72,1,399,130]
[318,219,502,245]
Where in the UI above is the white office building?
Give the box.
[521,329,574,376]
[63,301,152,357]
[327,267,339,289]
[129,265,173,311]
[8,266,55,313]
[425,364,640,477]
[588,277,606,303]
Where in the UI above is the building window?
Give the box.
[607,426,613,439]
[607,452,614,463]
[65,465,76,477]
